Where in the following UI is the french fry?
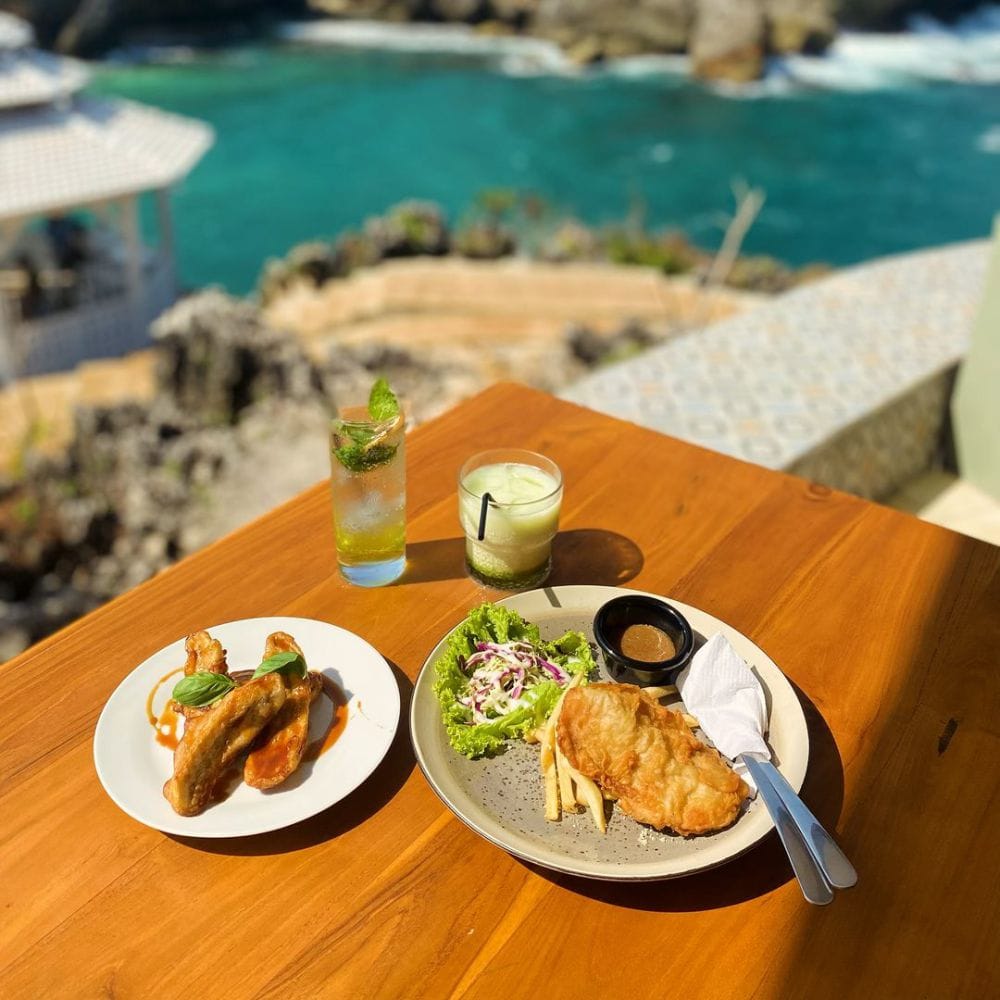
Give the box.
[556,746,580,812]
[562,760,606,833]
[540,717,560,821]
[540,673,585,823]
[642,685,678,700]
[682,713,699,729]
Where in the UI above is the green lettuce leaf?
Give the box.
[433,602,594,759]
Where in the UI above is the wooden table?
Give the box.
[2,384,998,999]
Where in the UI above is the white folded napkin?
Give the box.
[675,633,770,792]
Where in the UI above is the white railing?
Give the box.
[2,250,176,380]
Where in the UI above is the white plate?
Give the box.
[411,585,810,881]
[94,617,400,838]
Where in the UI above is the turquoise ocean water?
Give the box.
[89,40,1000,294]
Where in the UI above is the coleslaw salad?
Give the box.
[434,603,594,758]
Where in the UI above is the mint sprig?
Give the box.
[333,441,398,473]
[332,378,401,473]
[367,378,400,422]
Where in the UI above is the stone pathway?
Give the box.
[886,471,1000,546]
[562,240,990,500]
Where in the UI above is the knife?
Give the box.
[748,756,858,890]
[740,754,834,905]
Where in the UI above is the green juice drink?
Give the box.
[459,450,562,589]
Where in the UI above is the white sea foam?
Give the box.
[648,142,674,163]
[780,5,1000,90]
[602,53,689,78]
[277,19,573,75]
[977,124,1000,152]
[276,7,1000,94]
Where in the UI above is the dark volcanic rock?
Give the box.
[364,201,450,259]
[765,0,834,54]
[837,0,981,31]
[13,0,306,55]
[152,289,324,425]
[0,290,336,658]
[452,220,516,259]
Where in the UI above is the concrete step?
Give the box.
[77,350,156,407]
[0,370,81,467]
[266,258,755,339]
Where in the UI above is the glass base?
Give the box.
[339,554,406,587]
[465,556,551,591]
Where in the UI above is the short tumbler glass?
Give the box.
[458,449,563,589]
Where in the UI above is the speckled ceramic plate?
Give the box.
[410,585,809,881]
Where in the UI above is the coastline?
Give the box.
[103,7,1000,94]
[280,12,1000,91]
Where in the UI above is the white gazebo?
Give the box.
[0,13,213,381]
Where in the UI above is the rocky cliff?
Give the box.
[0,0,986,75]
[0,0,304,55]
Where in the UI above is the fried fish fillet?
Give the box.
[163,672,287,816]
[244,632,322,790]
[556,683,749,836]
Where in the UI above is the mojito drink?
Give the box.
[330,387,406,586]
[459,450,562,589]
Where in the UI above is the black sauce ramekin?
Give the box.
[593,594,694,687]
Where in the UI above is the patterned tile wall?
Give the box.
[562,240,989,498]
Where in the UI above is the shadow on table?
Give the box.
[528,680,845,912]
[169,659,416,857]
[548,529,644,586]
[401,529,643,586]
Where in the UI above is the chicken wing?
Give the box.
[263,631,303,661]
[173,630,231,723]
[244,673,323,789]
[244,631,322,790]
[556,683,749,836]
[183,630,228,675]
[163,672,287,816]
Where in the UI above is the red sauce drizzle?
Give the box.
[146,667,347,766]
[304,676,349,761]
[146,667,185,750]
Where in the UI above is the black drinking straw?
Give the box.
[477,492,494,541]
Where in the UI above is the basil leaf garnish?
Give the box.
[367,378,400,422]
[172,671,236,707]
[252,651,307,680]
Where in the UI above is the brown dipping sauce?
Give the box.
[612,623,676,663]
